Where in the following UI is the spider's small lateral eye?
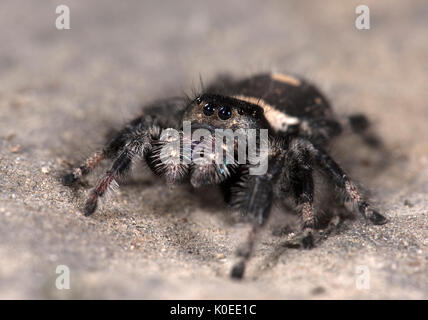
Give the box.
[203,103,215,116]
[196,97,202,104]
[218,106,232,120]
[237,108,245,115]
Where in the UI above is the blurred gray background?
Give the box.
[0,0,427,299]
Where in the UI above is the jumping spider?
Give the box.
[63,73,388,279]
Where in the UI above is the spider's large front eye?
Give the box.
[203,103,215,116]
[218,106,232,120]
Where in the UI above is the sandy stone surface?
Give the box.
[0,0,427,299]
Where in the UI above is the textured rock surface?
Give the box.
[0,0,427,299]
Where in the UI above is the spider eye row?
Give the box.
[202,103,232,120]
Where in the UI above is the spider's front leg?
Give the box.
[230,149,285,279]
[62,150,105,186]
[62,117,157,186]
[63,116,161,216]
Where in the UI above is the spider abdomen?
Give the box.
[206,73,342,146]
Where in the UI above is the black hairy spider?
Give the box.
[63,73,387,279]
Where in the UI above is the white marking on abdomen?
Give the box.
[271,73,301,86]
[234,95,300,132]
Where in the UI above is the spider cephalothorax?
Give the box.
[62,72,387,279]
[184,93,269,131]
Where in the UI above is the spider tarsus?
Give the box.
[348,113,381,147]
[230,261,245,280]
[62,173,77,186]
[301,233,315,249]
[83,195,98,216]
[368,210,388,225]
[348,114,370,133]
